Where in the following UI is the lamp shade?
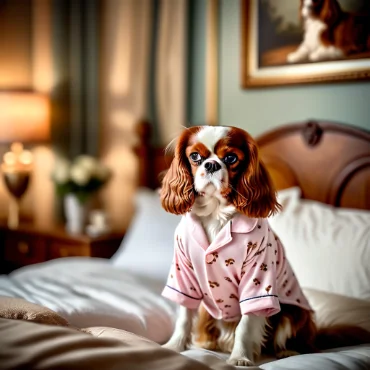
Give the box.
[0,92,50,143]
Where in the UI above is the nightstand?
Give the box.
[0,222,125,274]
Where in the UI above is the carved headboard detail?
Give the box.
[257,121,370,210]
[135,120,370,210]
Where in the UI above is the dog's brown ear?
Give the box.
[160,156,194,215]
[231,133,281,218]
[321,0,341,26]
[160,133,195,215]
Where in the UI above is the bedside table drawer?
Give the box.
[4,233,47,265]
[48,242,91,259]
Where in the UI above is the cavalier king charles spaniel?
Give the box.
[287,0,370,63]
[159,126,317,366]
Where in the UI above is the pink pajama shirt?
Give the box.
[162,213,311,321]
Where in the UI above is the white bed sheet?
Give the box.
[0,257,175,344]
[0,257,369,370]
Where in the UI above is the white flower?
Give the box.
[75,155,99,173]
[70,164,91,186]
[53,159,71,184]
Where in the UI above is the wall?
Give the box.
[219,0,370,136]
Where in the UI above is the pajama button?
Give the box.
[206,254,214,263]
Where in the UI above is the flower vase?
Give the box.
[64,194,88,235]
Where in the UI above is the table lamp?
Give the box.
[0,92,50,229]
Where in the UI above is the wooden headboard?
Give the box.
[135,120,370,210]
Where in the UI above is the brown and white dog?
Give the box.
[159,126,317,366]
[287,0,370,63]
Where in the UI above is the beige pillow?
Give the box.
[304,288,370,331]
[0,296,70,327]
[0,317,229,370]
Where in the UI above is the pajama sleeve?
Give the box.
[238,235,280,317]
[162,232,202,309]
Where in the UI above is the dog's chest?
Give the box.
[303,18,327,50]
[192,195,236,244]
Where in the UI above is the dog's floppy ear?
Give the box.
[160,134,195,215]
[321,0,341,26]
[231,133,281,218]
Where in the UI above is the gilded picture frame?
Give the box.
[241,0,370,88]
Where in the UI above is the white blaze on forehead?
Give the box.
[196,126,230,152]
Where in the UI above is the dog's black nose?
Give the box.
[204,160,221,174]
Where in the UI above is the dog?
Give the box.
[159,126,317,366]
[287,0,370,63]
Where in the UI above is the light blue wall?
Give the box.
[189,0,370,135]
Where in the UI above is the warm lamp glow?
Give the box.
[0,92,50,229]
[0,92,50,143]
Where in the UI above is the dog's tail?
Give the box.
[315,325,370,350]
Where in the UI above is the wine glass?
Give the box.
[1,143,33,229]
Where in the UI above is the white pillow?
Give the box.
[275,186,301,207]
[269,191,370,300]
[303,288,370,332]
[111,188,181,284]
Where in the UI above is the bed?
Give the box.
[0,120,369,370]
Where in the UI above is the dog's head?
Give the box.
[160,126,280,218]
[301,0,342,25]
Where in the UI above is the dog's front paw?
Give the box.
[227,356,255,367]
[286,52,300,63]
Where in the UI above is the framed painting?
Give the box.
[241,0,370,87]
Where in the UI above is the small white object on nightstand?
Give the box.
[86,210,111,237]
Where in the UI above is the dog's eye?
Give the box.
[189,152,202,162]
[223,154,238,164]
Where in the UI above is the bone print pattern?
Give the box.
[265,285,272,294]
[216,299,224,303]
[229,294,238,300]
[190,287,196,291]
[260,263,268,271]
[224,304,231,308]
[209,281,220,288]
[241,270,245,278]
[224,277,232,282]
[282,279,288,288]
[176,263,180,271]
[225,258,235,266]
[206,252,219,264]
[253,278,260,285]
